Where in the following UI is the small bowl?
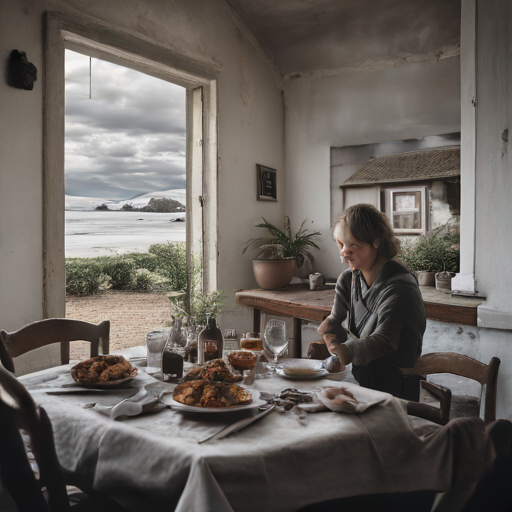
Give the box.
[228,351,258,373]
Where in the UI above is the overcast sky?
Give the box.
[65,50,186,200]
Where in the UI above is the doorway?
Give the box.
[64,49,188,357]
[43,13,219,363]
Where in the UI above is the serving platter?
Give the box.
[161,390,267,413]
[71,367,139,388]
[276,368,329,380]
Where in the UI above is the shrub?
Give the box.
[149,242,187,291]
[66,260,105,296]
[100,257,135,289]
[65,242,188,296]
[132,269,170,292]
[125,252,158,272]
[400,231,460,273]
[133,269,155,291]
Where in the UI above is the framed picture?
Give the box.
[256,164,277,201]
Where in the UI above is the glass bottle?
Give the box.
[161,318,185,381]
[198,316,223,363]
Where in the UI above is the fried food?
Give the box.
[173,380,252,408]
[183,358,242,383]
[71,355,137,384]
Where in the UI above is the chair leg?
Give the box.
[60,341,70,365]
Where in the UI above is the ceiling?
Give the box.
[226,0,461,78]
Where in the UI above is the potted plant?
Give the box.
[243,216,321,290]
[400,229,460,287]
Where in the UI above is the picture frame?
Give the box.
[256,164,277,202]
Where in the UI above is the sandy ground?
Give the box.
[66,290,172,360]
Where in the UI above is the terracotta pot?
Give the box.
[252,258,297,290]
[415,271,436,287]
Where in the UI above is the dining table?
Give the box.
[17,347,494,512]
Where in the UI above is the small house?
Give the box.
[340,146,460,236]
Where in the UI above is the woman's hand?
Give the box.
[322,334,354,365]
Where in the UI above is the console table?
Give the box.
[235,284,484,357]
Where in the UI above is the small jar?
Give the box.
[240,332,263,352]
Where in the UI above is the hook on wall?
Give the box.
[8,50,37,90]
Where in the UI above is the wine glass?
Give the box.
[264,319,288,368]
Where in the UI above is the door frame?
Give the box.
[43,12,219,319]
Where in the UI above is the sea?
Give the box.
[65,192,186,258]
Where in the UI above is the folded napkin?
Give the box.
[93,386,162,420]
[298,384,386,414]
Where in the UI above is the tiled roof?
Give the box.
[341,146,460,187]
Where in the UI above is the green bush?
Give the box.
[65,260,105,296]
[124,252,158,272]
[100,257,135,289]
[133,268,155,291]
[149,242,187,291]
[65,243,188,296]
[400,232,460,273]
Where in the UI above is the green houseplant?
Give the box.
[243,216,321,289]
[400,229,460,286]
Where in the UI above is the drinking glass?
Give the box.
[264,319,288,367]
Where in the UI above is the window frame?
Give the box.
[387,186,428,235]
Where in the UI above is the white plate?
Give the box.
[276,368,329,380]
[161,391,267,413]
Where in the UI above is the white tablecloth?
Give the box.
[18,352,494,512]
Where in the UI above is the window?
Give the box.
[388,187,427,234]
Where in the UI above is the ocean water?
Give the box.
[65,210,186,258]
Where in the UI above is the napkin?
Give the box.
[93,387,162,420]
[315,386,386,414]
[297,385,386,414]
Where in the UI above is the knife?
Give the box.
[198,404,276,444]
[29,387,114,395]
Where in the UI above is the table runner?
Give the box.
[18,357,495,512]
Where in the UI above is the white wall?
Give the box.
[284,57,461,277]
[0,0,285,372]
[473,0,512,330]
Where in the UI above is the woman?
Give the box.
[318,204,426,396]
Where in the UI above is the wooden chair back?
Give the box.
[0,318,110,373]
[401,352,501,425]
[0,364,70,511]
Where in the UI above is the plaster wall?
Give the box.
[284,57,461,277]
[473,0,512,329]
[0,0,284,373]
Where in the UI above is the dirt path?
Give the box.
[66,290,172,359]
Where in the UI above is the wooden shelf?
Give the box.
[236,284,484,327]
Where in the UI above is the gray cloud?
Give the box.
[64,50,186,199]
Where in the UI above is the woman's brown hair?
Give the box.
[334,204,400,259]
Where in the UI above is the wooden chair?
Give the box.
[0,363,71,511]
[0,363,127,512]
[400,352,501,425]
[0,319,110,373]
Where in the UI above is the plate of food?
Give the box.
[71,355,138,387]
[277,359,329,380]
[183,358,242,383]
[163,380,265,413]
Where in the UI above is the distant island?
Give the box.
[96,197,185,213]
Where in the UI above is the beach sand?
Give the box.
[66,290,172,360]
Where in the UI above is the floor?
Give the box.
[66,290,171,360]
